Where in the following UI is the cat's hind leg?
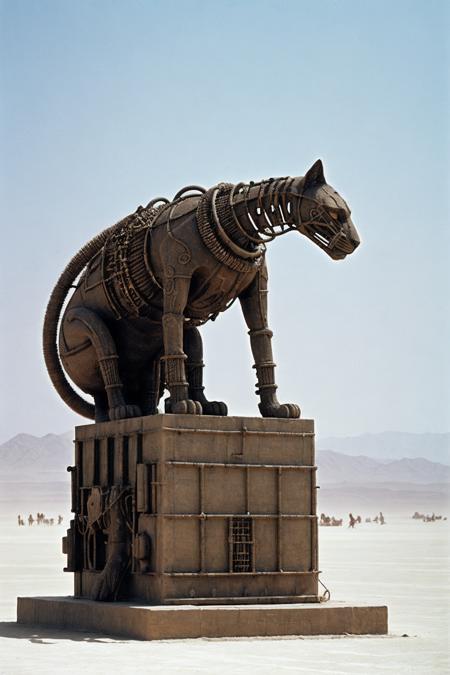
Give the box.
[93,391,109,423]
[138,356,162,416]
[64,307,141,421]
[184,325,228,416]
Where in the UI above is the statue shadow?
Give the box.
[0,621,129,644]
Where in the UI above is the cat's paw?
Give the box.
[259,402,301,419]
[168,399,202,415]
[201,400,228,416]
[108,404,142,420]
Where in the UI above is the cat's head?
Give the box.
[294,160,360,260]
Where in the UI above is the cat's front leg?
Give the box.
[162,274,202,415]
[239,262,300,419]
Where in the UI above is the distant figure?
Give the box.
[17,515,21,526]
[379,511,385,525]
[28,514,34,526]
[58,515,63,525]
[331,517,343,526]
[320,513,332,526]
[49,518,54,526]
[18,515,25,526]
[365,517,371,523]
[348,513,356,528]
[373,515,379,523]
[356,515,361,524]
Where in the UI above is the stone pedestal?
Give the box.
[17,597,388,639]
[64,414,319,605]
[17,414,389,638]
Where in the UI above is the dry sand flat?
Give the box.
[0,515,448,673]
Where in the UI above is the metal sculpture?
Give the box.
[43,160,360,422]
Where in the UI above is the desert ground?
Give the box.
[0,499,448,674]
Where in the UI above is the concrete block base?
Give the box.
[17,596,388,640]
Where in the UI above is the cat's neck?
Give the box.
[226,177,305,247]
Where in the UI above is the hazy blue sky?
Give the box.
[1,0,448,443]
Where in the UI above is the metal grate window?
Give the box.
[229,517,253,572]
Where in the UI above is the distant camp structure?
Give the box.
[412,512,446,522]
[320,513,343,527]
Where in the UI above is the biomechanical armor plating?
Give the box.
[43,160,360,422]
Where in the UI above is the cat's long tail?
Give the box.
[42,215,132,419]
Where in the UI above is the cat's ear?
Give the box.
[304,159,326,187]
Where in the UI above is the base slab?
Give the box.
[17,596,388,640]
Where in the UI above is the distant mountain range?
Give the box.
[0,430,448,515]
[317,450,450,485]
[0,430,449,485]
[317,431,450,464]
[0,431,73,481]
